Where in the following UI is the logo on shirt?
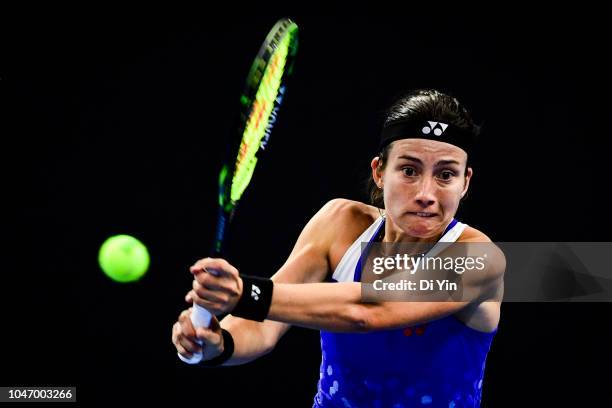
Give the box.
[403,324,428,336]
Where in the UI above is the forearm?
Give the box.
[219,315,286,366]
[267,282,368,332]
[265,282,474,333]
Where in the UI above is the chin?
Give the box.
[407,227,434,238]
[406,219,440,238]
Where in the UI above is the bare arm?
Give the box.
[218,244,327,365]
[266,242,505,332]
[208,200,341,365]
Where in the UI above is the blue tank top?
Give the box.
[313,218,498,408]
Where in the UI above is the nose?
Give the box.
[414,177,436,208]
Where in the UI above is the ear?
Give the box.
[371,157,384,188]
[461,166,473,198]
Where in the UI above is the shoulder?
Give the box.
[458,224,505,272]
[318,198,380,226]
[308,198,380,243]
[458,224,505,299]
[314,199,382,274]
[306,199,380,259]
[458,224,493,243]
[296,198,379,243]
[281,199,381,283]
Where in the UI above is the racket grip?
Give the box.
[177,304,213,364]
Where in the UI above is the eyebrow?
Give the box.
[397,155,461,166]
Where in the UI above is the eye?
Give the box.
[402,167,417,177]
[438,170,456,181]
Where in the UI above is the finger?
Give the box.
[176,343,193,359]
[190,258,217,274]
[206,258,238,277]
[189,264,206,275]
[178,309,191,324]
[172,322,181,345]
[190,258,238,278]
[178,309,197,336]
[196,327,222,347]
[186,290,198,304]
[190,257,211,270]
[180,315,197,338]
[193,269,224,287]
[203,267,221,277]
[194,273,238,296]
[193,269,211,285]
[191,266,222,280]
[191,295,222,314]
[179,335,202,354]
[191,291,230,315]
[192,279,228,304]
[179,309,189,319]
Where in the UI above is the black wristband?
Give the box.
[232,274,274,322]
[200,329,234,367]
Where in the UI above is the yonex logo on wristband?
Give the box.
[251,284,261,301]
[233,275,273,321]
[422,121,449,136]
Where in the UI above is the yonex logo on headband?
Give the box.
[379,119,476,154]
[422,121,449,137]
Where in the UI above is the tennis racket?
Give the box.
[179,18,298,364]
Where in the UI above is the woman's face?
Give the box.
[371,139,472,240]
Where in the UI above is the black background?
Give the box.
[2,9,611,407]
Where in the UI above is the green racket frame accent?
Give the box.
[214,18,298,254]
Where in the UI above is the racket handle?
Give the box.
[177,304,213,364]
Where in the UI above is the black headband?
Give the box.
[379,119,476,154]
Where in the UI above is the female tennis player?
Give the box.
[172,89,505,407]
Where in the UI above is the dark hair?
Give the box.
[368,89,480,208]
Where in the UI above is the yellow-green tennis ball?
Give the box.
[98,235,150,283]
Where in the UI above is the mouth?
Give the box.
[408,212,437,218]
